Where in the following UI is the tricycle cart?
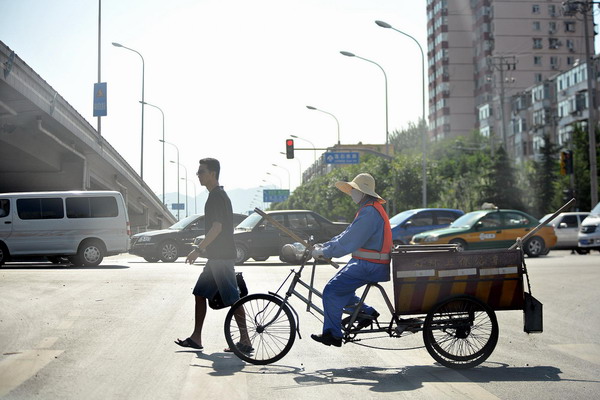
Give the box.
[222,200,570,368]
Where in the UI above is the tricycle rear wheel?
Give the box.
[423,295,498,369]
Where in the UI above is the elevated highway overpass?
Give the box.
[0,40,175,231]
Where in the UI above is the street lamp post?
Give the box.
[172,161,189,218]
[266,172,282,188]
[141,101,165,204]
[290,134,317,162]
[161,140,180,220]
[112,42,145,180]
[272,163,291,190]
[375,20,428,207]
[562,1,598,207]
[306,105,341,145]
[280,152,302,185]
[340,51,389,155]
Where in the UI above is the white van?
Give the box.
[0,191,130,267]
[578,202,600,251]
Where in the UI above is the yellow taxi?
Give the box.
[410,208,557,257]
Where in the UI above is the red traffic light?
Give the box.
[286,139,294,159]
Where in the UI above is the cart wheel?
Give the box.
[224,293,296,365]
[423,295,498,369]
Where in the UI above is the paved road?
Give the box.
[1,250,599,399]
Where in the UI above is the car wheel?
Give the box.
[69,239,105,267]
[449,239,467,252]
[0,243,9,266]
[159,241,179,262]
[235,244,249,265]
[144,256,160,262]
[575,248,590,255]
[525,237,545,258]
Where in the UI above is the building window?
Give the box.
[533,38,543,49]
[550,56,558,67]
[549,5,557,17]
[549,38,560,49]
[535,73,543,83]
[532,4,540,14]
[534,56,542,65]
[567,56,575,65]
[533,21,541,31]
[565,21,576,33]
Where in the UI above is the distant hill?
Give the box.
[161,186,276,218]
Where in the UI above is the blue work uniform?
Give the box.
[320,196,391,338]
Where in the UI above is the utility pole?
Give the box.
[563,1,598,207]
[488,55,517,152]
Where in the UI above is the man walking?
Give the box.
[175,158,251,353]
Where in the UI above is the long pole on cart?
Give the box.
[253,208,339,269]
[509,198,576,250]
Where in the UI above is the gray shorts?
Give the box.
[192,259,239,306]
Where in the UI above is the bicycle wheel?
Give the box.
[423,295,498,369]
[224,293,296,365]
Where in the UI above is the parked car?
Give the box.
[201,210,349,265]
[578,202,600,251]
[410,208,557,257]
[0,191,130,267]
[389,208,464,245]
[129,213,247,262]
[540,212,590,253]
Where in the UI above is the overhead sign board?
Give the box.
[263,189,290,203]
[93,82,107,117]
[171,203,185,210]
[324,151,360,164]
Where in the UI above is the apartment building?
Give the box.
[427,0,594,158]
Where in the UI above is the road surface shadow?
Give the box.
[235,362,596,393]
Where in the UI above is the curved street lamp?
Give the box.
[161,140,180,219]
[375,20,428,207]
[306,105,341,145]
[141,101,164,204]
[340,51,389,155]
[112,42,145,180]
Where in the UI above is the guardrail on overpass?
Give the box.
[0,40,176,232]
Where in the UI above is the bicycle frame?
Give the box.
[264,252,410,342]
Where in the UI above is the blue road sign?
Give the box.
[263,189,290,203]
[93,82,107,117]
[324,151,360,164]
[171,203,185,210]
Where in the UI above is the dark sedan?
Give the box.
[216,210,349,265]
[129,213,247,262]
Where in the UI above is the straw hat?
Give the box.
[335,173,386,204]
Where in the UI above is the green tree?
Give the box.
[482,146,525,210]
[530,134,561,216]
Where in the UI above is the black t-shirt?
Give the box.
[204,186,236,260]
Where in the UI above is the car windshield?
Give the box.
[449,211,488,228]
[389,210,416,225]
[590,202,600,216]
[236,213,262,231]
[168,214,200,230]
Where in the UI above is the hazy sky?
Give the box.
[1,0,428,197]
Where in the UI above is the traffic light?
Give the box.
[560,151,567,175]
[560,150,574,175]
[562,188,575,203]
[565,150,573,174]
[285,139,294,159]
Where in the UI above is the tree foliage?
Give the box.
[270,122,594,221]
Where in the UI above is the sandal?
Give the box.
[174,337,203,350]
[224,342,254,354]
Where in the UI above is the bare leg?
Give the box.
[190,295,207,346]
[233,306,251,346]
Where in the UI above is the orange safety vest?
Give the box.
[351,200,392,264]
